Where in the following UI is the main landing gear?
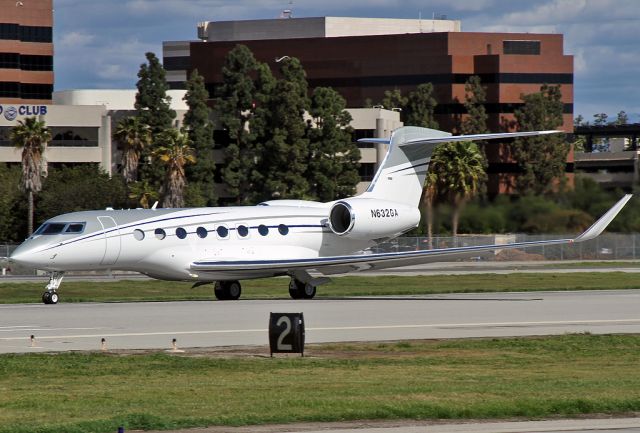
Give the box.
[214,280,242,300]
[288,279,316,299]
[42,272,64,305]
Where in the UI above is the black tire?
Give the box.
[214,282,227,300]
[289,279,316,299]
[226,281,242,300]
[214,281,242,301]
[289,279,303,299]
[42,291,51,304]
[301,283,316,299]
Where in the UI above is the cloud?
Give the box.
[58,31,95,48]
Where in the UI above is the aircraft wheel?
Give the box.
[289,279,316,299]
[214,282,227,300]
[288,279,303,299]
[226,281,242,300]
[42,291,58,305]
[214,281,242,300]
[302,283,316,299]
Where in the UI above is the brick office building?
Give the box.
[163,17,574,194]
[0,0,53,104]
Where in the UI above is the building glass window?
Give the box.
[0,24,19,40]
[0,52,19,69]
[50,127,99,147]
[503,40,541,55]
[359,163,376,182]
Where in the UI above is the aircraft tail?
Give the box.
[357,126,560,207]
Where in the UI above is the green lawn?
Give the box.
[1,272,640,303]
[1,334,640,433]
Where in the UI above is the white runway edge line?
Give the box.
[1,318,640,342]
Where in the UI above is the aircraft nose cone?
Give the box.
[9,245,36,266]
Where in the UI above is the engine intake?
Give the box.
[328,199,420,240]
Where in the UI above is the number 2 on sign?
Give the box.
[276,316,293,351]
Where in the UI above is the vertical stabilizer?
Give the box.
[358,126,450,207]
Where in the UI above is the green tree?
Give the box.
[593,112,608,126]
[134,52,176,188]
[36,165,128,221]
[154,129,196,208]
[214,45,263,205]
[183,69,216,206]
[381,89,407,111]
[421,171,439,248]
[614,110,629,125]
[128,180,159,209]
[513,84,567,196]
[460,76,488,135]
[405,83,439,128]
[113,116,151,184]
[134,52,176,134]
[0,164,24,241]
[257,57,310,200]
[430,141,487,236]
[11,117,51,235]
[306,87,361,201]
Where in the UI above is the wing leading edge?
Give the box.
[191,194,632,275]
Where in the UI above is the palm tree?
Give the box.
[11,117,51,235]
[114,116,151,183]
[153,129,196,208]
[430,141,487,237]
[128,180,159,209]
[421,171,439,249]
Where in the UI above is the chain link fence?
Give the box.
[368,233,640,261]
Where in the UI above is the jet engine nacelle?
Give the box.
[328,198,420,240]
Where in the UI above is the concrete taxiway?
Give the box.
[1,289,639,353]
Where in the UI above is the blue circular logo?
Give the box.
[4,106,17,121]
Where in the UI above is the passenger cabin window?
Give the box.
[154,228,166,240]
[216,226,229,238]
[278,224,289,235]
[237,225,249,238]
[196,227,208,238]
[258,225,269,236]
[176,227,187,239]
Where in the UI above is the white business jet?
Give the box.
[9,126,632,304]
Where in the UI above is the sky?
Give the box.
[53,0,640,122]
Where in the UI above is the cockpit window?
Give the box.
[65,223,85,233]
[34,222,86,235]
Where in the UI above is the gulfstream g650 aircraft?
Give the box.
[10,127,632,304]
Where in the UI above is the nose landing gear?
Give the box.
[42,272,64,305]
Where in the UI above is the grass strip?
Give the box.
[1,334,640,432]
[1,272,640,303]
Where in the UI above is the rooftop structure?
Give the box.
[196,16,461,42]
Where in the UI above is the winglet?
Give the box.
[574,194,632,242]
